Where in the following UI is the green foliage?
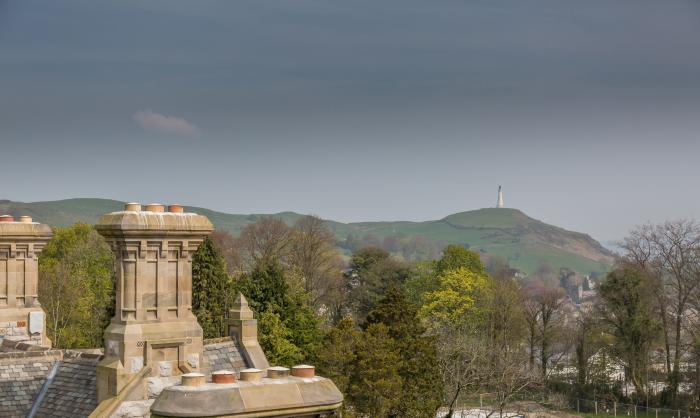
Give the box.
[235,261,322,364]
[365,285,444,417]
[258,310,304,365]
[316,286,443,417]
[436,244,486,275]
[346,247,410,321]
[403,260,439,307]
[599,266,659,396]
[38,223,114,348]
[349,323,403,417]
[420,266,492,329]
[316,316,360,395]
[192,237,234,338]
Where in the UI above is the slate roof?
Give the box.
[34,352,100,418]
[0,354,56,417]
[202,336,249,374]
[0,337,249,418]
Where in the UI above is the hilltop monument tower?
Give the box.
[497,185,504,208]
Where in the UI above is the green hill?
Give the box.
[0,198,613,276]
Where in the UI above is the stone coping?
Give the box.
[96,211,213,235]
[202,336,234,345]
[0,339,103,362]
[151,375,343,417]
[0,222,52,238]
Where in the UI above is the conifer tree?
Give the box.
[349,323,403,417]
[364,285,444,417]
[192,236,233,338]
[316,316,360,394]
[235,260,322,363]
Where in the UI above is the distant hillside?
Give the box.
[0,198,613,276]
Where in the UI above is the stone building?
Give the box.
[0,215,52,348]
[0,205,342,418]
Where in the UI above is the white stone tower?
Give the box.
[497,185,504,208]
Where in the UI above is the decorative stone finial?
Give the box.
[229,293,254,320]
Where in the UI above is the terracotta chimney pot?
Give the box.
[181,373,206,387]
[239,368,263,382]
[212,370,237,384]
[291,365,315,378]
[144,203,165,213]
[19,216,33,223]
[124,202,141,212]
[267,366,290,379]
[168,204,184,213]
[0,215,14,223]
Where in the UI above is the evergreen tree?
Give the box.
[347,247,410,321]
[364,285,444,418]
[258,310,304,365]
[316,316,360,395]
[436,244,485,275]
[235,260,322,363]
[349,323,403,418]
[192,236,233,338]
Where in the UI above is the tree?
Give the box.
[288,215,344,310]
[427,273,533,418]
[436,244,485,276]
[235,260,322,362]
[316,316,361,395]
[210,230,243,274]
[622,220,700,401]
[38,223,114,348]
[349,323,403,417]
[364,285,444,417]
[192,236,234,338]
[522,284,567,379]
[258,310,304,366]
[420,266,492,329]
[238,217,292,268]
[598,266,659,400]
[346,247,410,321]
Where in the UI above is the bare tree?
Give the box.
[210,229,243,274]
[522,291,540,371]
[288,215,344,309]
[238,217,292,268]
[440,277,534,418]
[621,220,700,400]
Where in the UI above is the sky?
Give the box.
[1,0,700,242]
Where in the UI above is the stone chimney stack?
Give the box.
[0,215,52,347]
[95,203,213,402]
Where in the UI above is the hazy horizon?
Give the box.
[2,0,700,242]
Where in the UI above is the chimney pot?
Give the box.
[19,216,33,223]
[267,366,290,379]
[211,370,237,384]
[144,203,165,213]
[0,215,15,223]
[239,368,263,382]
[124,202,141,212]
[181,372,206,387]
[291,365,315,378]
[168,204,184,213]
